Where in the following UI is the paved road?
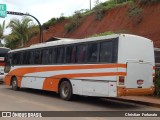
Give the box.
[0,83,159,120]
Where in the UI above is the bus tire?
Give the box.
[11,77,19,91]
[59,81,72,101]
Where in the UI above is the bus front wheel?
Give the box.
[59,81,72,101]
[11,77,19,90]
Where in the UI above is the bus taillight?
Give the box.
[119,76,125,85]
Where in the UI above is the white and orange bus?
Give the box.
[0,47,10,81]
[4,34,155,100]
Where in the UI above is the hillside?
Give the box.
[27,2,160,47]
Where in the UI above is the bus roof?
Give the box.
[9,34,151,53]
[0,47,10,50]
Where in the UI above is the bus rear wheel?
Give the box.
[59,81,72,101]
[11,77,19,90]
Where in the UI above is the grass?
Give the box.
[90,31,115,37]
[64,11,83,33]
[127,5,143,24]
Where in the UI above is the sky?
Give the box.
[0,0,107,35]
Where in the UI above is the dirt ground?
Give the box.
[28,3,160,47]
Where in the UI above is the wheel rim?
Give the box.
[12,80,17,88]
[61,84,69,98]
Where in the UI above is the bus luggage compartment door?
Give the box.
[126,61,153,88]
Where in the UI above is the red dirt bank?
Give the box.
[28,3,160,47]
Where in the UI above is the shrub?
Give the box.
[64,23,75,33]
[65,11,82,33]
[134,0,160,5]
[116,0,133,4]
[154,69,160,96]
[93,0,133,20]
[90,31,114,37]
[94,6,106,20]
[42,16,66,29]
[128,5,143,24]
[93,1,117,20]
[76,9,92,17]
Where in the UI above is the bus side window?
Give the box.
[56,47,64,63]
[42,48,56,64]
[42,49,49,64]
[49,48,56,64]
[22,51,28,65]
[76,44,87,63]
[87,43,98,63]
[100,41,113,63]
[22,51,33,65]
[12,53,21,65]
[34,50,42,64]
[29,51,34,64]
[66,46,76,63]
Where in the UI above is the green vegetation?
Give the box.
[42,16,66,29]
[5,34,20,49]
[93,0,129,20]
[128,5,143,17]
[154,70,160,96]
[64,0,133,33]
[128,5,143,24]
[0,21,5,47]
[90,31,115,37]
[90,29,130,37]
[5,16,39,48]
[4,0,160,48]
[135,0,160,5]
[64,11,83,33]
[80,9,92,17]
[93,2,109,20]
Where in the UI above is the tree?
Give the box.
[7,16,38,47]
[4,33,20,49]
[0,21,5,47]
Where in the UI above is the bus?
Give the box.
[0,47,10,81]
[154,48,160,70]
[4,34,155,100]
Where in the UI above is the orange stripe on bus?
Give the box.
[9,64,127,75]
[42,72,126,92]
[5,64,126,86]
[117,86,155,96]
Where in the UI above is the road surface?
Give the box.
[0,83,159,120]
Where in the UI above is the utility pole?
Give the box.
[90,0,91,10]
